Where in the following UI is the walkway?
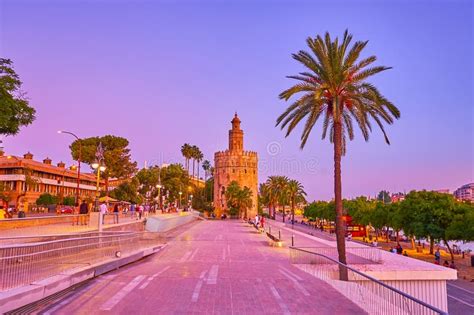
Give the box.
[35,220,365,314]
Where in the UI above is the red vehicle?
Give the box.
[57,206,74,215]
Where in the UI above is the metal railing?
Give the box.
[289,247,447,315]
[0,231,163,291]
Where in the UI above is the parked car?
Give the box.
[58,206,74,214]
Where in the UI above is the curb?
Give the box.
[0,244,166,314]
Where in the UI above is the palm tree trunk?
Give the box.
[334,121,348,281]
[291,199,295,227]
[197,162,200,181]
[192,159,195,179]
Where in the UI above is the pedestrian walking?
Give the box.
[137,204,143,220]
[99,202,108,225]
[434,248,441,264]
[113,203,119,224]
[79,200,89,225]
[144,204,150,218]
[130,203,136,219]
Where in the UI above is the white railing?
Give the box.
[289,247,447,315]
[0,231,163,291]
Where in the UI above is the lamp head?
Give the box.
[91,163,99,169]
[99,166,106,172]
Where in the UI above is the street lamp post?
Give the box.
[92,162,106,231]
[58,131,82,205]
[156,184,162,211]
[178,191,182,210]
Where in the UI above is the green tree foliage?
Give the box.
[0,58,36,136]
[276,30,400,276]
[110,178,142,204]
[36,193,57,206]
[70,135,137,188]
[62,196,76,206]
[287,179,307,222]
[225,181,253,218]
[304,201,335,221]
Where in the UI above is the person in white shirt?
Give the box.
[254,214,260,227]
[99,202,108,225]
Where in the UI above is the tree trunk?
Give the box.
[291,199,295,228]
[333,121,348,281]
[192,159,195,179]
[411,237,416,250]
[197,162,200,181]
[429,237,434,255]
[396,230,400,245]
[443,239,454,261]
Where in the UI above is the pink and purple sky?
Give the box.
[0,0,472,200]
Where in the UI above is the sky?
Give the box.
[0,0,472,201]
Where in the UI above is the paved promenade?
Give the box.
[36,220,365,314]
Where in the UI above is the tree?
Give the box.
[400,190,462,258]
[181,144,193,176]
[0,58,36,136]
[110,178,142,204]
[287,179,307,224]
[202,160,211,182]
[135,166,161,202]
[276,30,400,280]
[36,193,57,206]
[0,182,12,208]
[70,135,137,192]
[266,176,289,221]
[225,181,253,218]
[377,190,391,204]
[195,149,204,181]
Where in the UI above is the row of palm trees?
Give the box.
[259,176,307,223]
[180,143,205,180]
[276,30,400,280]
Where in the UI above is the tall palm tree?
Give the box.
[265,176,279,219]
[180,144,192,176]
[202,160,211,182]
[267,175,289,221]
[196,150,204,181]
[190,145,200,179]
[276,30,400,280]
[287,179,307,225]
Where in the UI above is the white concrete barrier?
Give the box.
[145,213,197,232]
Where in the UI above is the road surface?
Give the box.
[29,220,365,314]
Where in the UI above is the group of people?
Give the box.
[127,203,152,220]
[388,244,407,255]
[434,248,457,269]
[253,214,265,230]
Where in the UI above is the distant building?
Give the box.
[391,192,405,203]
[214,114,258,217]
[0,151,101,209]
[433,189,450,194]
[454,183,474,202]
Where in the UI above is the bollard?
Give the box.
[279,230,281,240]
[269,226,271,235]
[291,234,294,246]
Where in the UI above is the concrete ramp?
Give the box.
[145,213,197,232]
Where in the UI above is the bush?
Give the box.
[36,193,57,206]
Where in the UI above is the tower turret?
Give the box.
[229,113,243,152]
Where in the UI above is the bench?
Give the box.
[266,232,283,247]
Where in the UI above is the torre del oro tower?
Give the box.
[214,114,258,217]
